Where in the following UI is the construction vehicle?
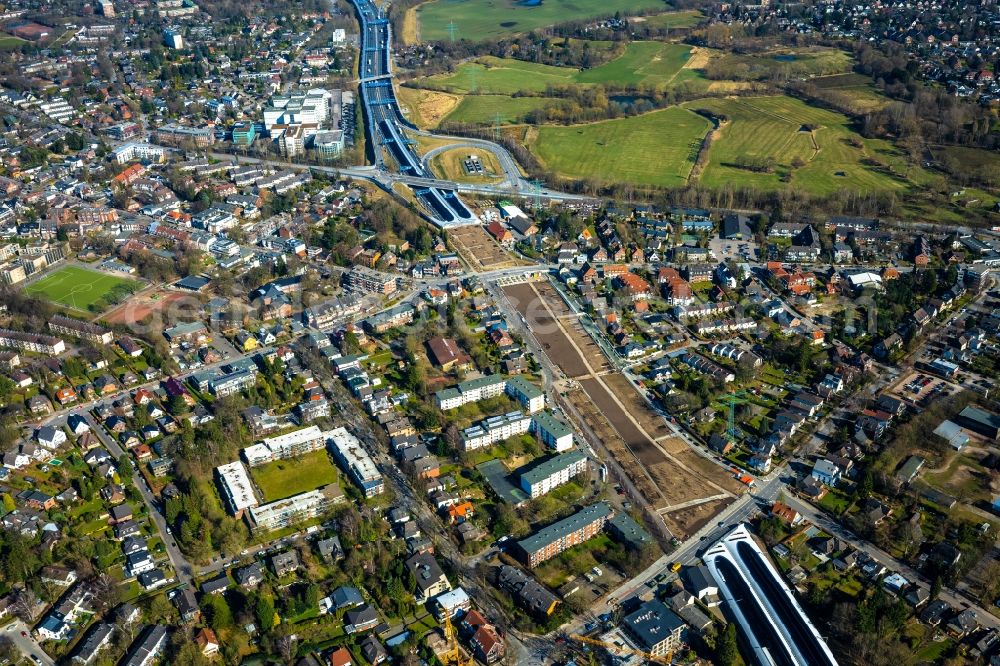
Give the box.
[569,633,674,664]
[440,613,474,666]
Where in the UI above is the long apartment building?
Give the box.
[242,425,325,467]
[436,375,508,410]
[518,450,588,499]
[436,375,546,413]
[461,411,531,451]
[215,461,259,516]
[0,328,65,355]
[345,266,397,295]
[326,427,384,497]
[248,484,344,532]
[49,315,113,345]
[515,502,612,568]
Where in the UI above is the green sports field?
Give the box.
[415,0,667,42]
[682,95,911,195]
[421,42,692,95]
[25,266,142,311]
[527,107,711,187]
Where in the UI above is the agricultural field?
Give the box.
[418,41,692,95]
[25,265,142,311]
[682,95,913,195]
[250,449,340,502]
[527,106,711,187]
[413,0,666,43]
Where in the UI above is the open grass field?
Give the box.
[527,107,711,187]
[414,0,666,42]
[443,94,558,126]
[810,73,890,113]
[574,42,691,86]
[428,146,506,182]
[396,86,461,128]
[422,57,578,94]
[682,95,911,195]
[25,265,142,311]
[634,9,703,29]
[420,42,693,94]
[251,449,339,502]
[0,33,26,50]
[709,47,853,81]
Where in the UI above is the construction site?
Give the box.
[502,280,744,539]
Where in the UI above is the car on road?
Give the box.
[31,656,42,664]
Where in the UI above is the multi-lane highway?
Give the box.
[351,0,476,226]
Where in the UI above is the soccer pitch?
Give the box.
[25,266,142,311]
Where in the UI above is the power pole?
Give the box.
[529,179,543,210]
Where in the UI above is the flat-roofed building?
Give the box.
[215,461,259,516]
[460,411,531,451]
[248,484,344,532]
[242,425,325,467]
[345,266,397,295]
[326,427,384,497]
[622,600,685,657]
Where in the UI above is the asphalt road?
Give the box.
[0,620,55,666]
[785,494,1000,631]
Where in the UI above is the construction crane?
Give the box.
[441,613,474,666]
[569,633,674,665]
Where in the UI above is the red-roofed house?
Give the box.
[486,221,513,248]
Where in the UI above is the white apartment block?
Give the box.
[530,410,574,452]
[435,375,507,410]
[326,427,384,497]
[460,411,531,451]
[242,425,325,467]
[519,450,588,498]
[215,461,259,516]
[0,329,65,355]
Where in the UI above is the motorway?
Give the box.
[349,0,475,226]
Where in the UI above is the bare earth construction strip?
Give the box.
[503,280,742,538]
